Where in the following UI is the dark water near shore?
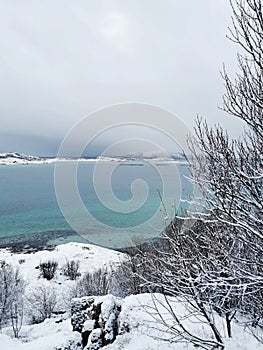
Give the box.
[0,161,192,252]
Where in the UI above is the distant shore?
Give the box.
[0,152,189,166]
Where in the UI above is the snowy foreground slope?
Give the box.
[70,294,263,350]
[0,243,262,350]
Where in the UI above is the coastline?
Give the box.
[0,229,85,254]
[0,152,189,166]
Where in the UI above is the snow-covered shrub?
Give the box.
[108,256,145,297]
[39,260,58,280]
[77,268,109,297]
[71,295,121,349]
[10,296,24,338]
[0,260,25,333]
[63,260,80,280]
[62,283,78,310]
[26,283,57,323]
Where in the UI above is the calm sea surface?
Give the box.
[0,162,192,250]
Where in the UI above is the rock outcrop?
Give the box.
[71,295,123,349]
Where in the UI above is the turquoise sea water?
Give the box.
[0,162,192,250]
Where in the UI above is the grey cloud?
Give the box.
[0,0,243,155]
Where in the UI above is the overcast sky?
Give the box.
[0,0,243,156]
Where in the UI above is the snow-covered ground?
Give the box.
[1,318,81,350]
[0,242,123,280]
[2,293,261,350]
[103,294,263,350]
[0,242,124,349]
[0,242,262,350]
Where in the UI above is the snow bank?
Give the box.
[1,319,82,350]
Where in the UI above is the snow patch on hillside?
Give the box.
[0,242,123,288]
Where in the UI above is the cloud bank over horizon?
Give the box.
[0,1,243,156]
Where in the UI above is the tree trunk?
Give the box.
[226,312,232,338]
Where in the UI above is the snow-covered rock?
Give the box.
[71,297,96,333]
[100,295,120,344]
[71,295,121,348]
[84,328,103,350]
[83,320,96,333]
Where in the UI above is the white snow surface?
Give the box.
[1,318,82,350]
[0,242,123,349]
[105,294,263,350]
[0,243,262,349]
[0,242,123,285]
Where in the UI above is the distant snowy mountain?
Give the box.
[0,152,45,165]
[121,151,188,159]
[0,152,42,160]
[0,152,75,165]
[97,151,189,161]
[0,152,189,165]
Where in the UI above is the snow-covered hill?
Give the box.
[0,152,48,165]
[0,243,124,349]
[0,242,123,285]
[0,242,262,350]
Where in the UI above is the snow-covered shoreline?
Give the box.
[0,152,188,166]
[0,152,96,165]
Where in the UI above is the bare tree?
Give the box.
[104,1,263,348]
[134,219,229,348]
[11,298,24,338]
[77,267,109,297]
[39,260,58,280]
[62,260,80,280]
[188,0,263,339]
[189,0,262,234]
[26,283,57,323]
[127,3,262,345]
[0,261,25,332]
